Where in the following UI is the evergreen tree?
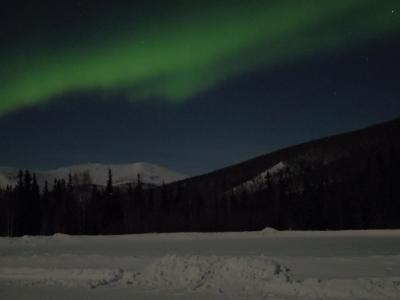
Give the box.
[28,174,41,235]
[68,173,73,190]
[103,169,123,233]
[41,181,51,235]
[106,169,113,196]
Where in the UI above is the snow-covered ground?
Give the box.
[1,229,400,299]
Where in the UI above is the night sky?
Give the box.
[1,0,400,175]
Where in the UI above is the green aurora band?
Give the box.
[1,0,399,114]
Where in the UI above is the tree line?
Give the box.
[0,146,399,236]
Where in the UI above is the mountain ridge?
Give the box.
[0,162,186,188]
[171,117,400,194]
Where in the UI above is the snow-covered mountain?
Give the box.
[231,161,287,193]
[0,163,187,188]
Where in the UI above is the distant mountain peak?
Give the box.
[0,162,187,188]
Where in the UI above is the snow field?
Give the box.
[1,230,400,299]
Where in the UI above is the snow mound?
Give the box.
[0,268,125,288]
[259,227,278,234]
[299,277,400,300]
[51,233,72,240]
[1,258,400,299]
[142,256,400,298]
[143,255,292,295]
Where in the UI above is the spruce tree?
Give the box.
[106,169,113,196]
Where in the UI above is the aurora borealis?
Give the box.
[1,0,400,174]
[1,0,400,115]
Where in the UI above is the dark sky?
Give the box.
[1,1,399,175]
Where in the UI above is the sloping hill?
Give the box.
[171,117,400,195]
